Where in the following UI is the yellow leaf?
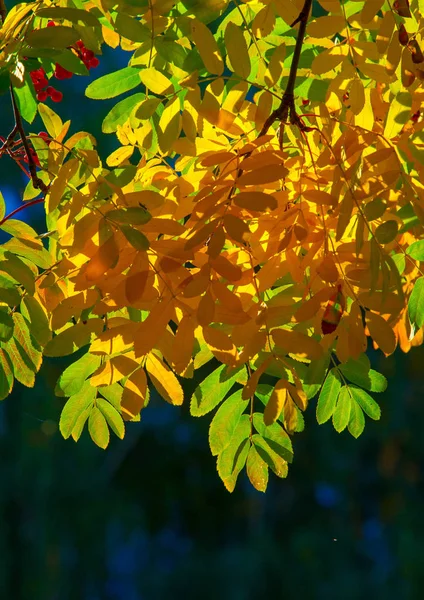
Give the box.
[303,189,335,205]
[38,103,63,138]
[366,311,397,355]
[349,78,365,115]
[90,354,139,387]
[172,316,196,374]
[272,328,324,360]
[238,164,288,186]
[47,158,79,213]
[234,191,277,212]
[203,325,237,365]
[85,234,119,282]
[225,22,250,79]
[146,353,184,405]
[264,379,288,425]
[139,67,174,95]
[122,368,148,419]
[190,19,224,75]
[106,145,134,167]
[307,16,346,38]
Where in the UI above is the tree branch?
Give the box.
[9,86,48,193]
[0,0,7,24]
[258,0,313,138]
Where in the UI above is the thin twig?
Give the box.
[0,197,44,227]
[9,85,48,193]
[0,125,18,156]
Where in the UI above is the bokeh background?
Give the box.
[1,2,424,599]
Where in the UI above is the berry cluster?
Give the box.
[30,67,63,102]
[29,20,100,103]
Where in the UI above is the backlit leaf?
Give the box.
[208,390,248,456]
[88,406,110,449]
[316,368,341,424]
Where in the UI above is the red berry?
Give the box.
[47,21,56,27]
[47,87,63,102]
[89,57,100,69]
[36,90,48,102]
[54,64,73,80]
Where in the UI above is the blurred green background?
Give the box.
[1,3,424,599]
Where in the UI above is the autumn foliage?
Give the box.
[0,0,424,491]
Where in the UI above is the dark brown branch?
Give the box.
[0,197,45,227]
[258,0,313,138]
[10,85,48,193]
[0,0,7,24]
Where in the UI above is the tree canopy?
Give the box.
[0,0,423,491]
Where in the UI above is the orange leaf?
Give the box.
[366,311,397,355]
[234,191,277,212]
[264,379,288,426]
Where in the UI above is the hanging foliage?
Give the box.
[1,0,424,491]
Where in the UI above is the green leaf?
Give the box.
[12,79,37,124]
[88,406,110,449]
[106,207,151,225]
[406,240,424,261]
[98,383,124,412]
[0,274,21,306]
[252,433,288,479]
[0,190,5,221]
[37,7,100,27]
[26,26,80,49]
[134,97,162,120]
[55,353,102,397]
[252,413,293,463]
[97,398,125,439]
[332,386,352,432]
[391,253,406,275]
[55,49,89,76]
[102,93,145,133]
[316,368,341,424]
[0,348,14,400]
[114,13,149,42]
[0,251,35,294]
[348,400,365,438]
[339,356,387,392]
[59,381,96,438]
[246,445,268,492]
[120,225,150,250]
[190,364,244,416]
[217,415,250,492]
[2,238,52,269]
[0,308,14,342]
[71,406,91,441]
[208,389,248,456]
[350,386,381,420]
[44,319,104,357]
[4,313,42,387]
[21,296,52,346]
[85,67,141,100]
[303,352,331,399]
[408,276,424,328]
[374,220,398,244]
